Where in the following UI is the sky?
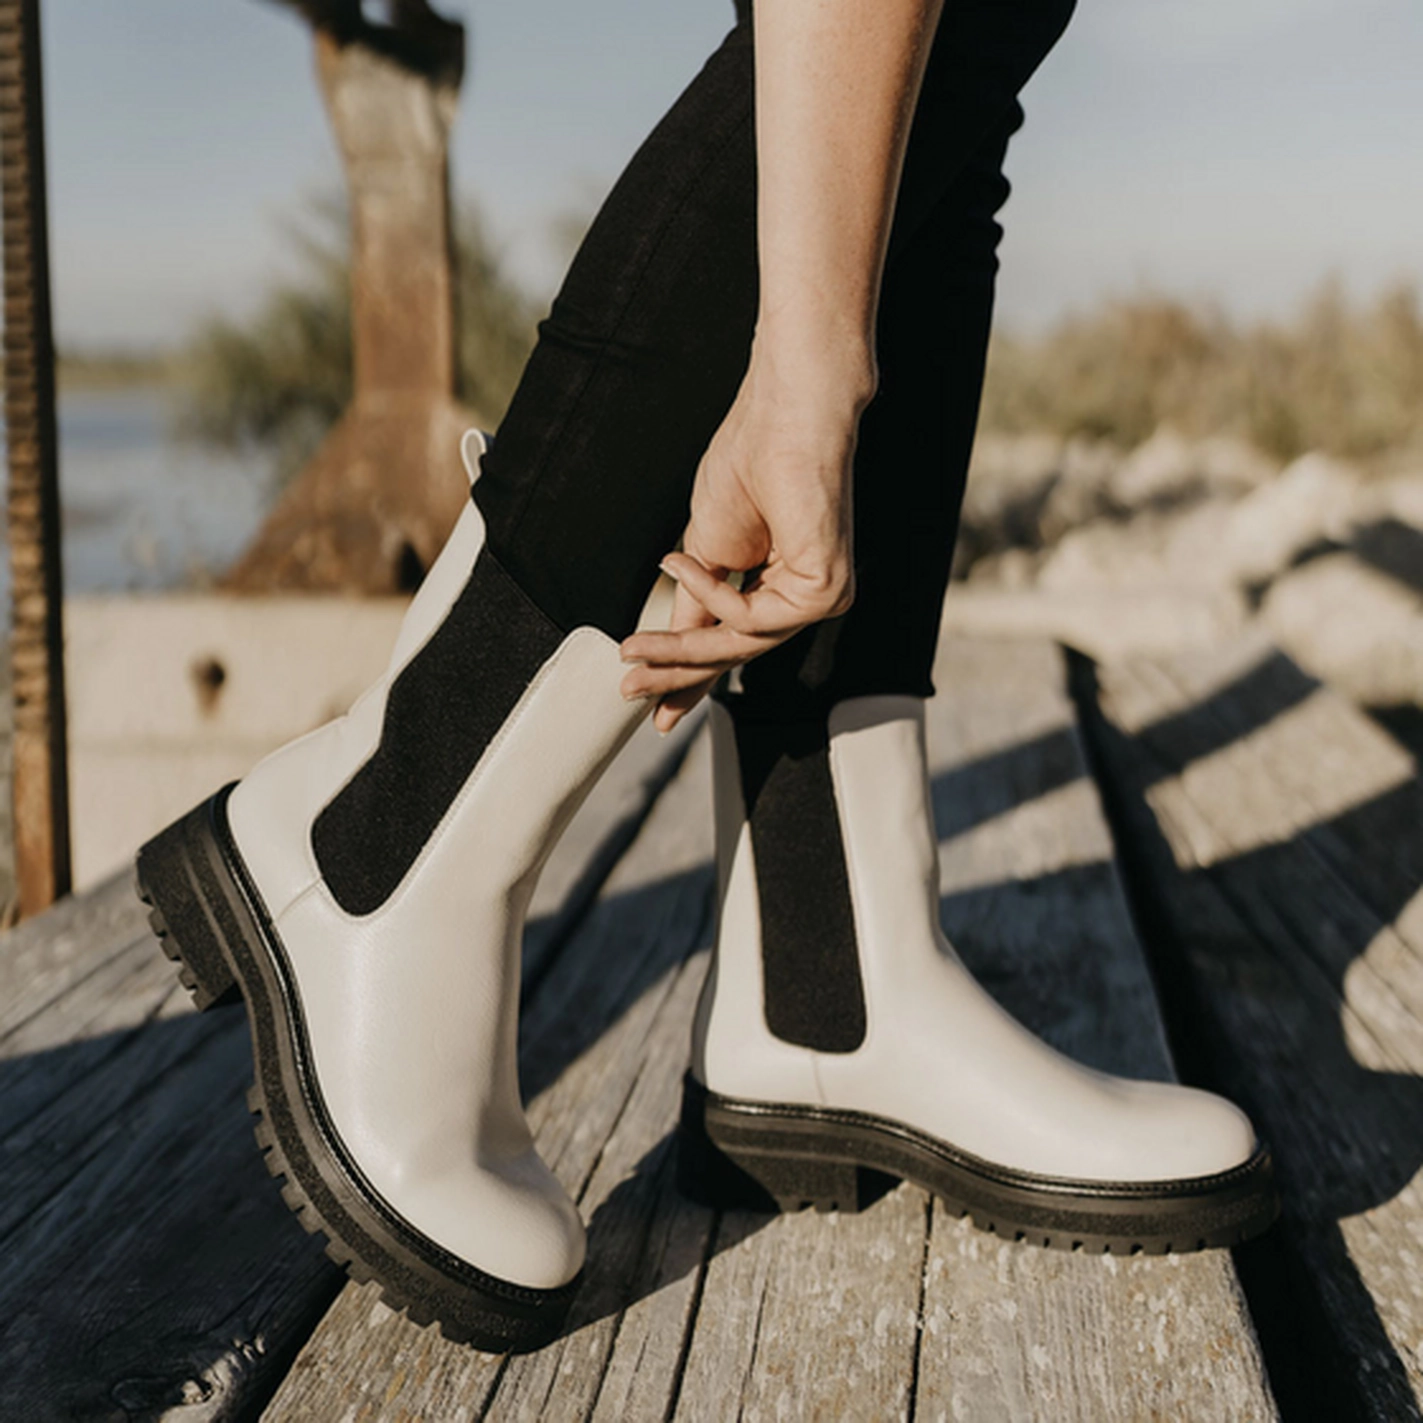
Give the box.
[39,0,1423,350]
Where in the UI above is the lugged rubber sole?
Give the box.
[676,1073,1279,1254]
[135,785,581,1352]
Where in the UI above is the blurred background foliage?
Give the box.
[175,202,1423,483]
[980,280,1423,464]
[174,196,540,486]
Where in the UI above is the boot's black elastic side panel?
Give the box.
[727,700,868,1052]
[313,548,562,915]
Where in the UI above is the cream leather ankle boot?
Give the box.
[136,434,654,1350]
[679,694,1277,1253]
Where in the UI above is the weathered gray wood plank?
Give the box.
[0,1019,339,1420]
[0,927,178,1143]
[674,640,1273,1422]
[887,639,1275,1420]
[491,954,713,1422]
[1085,632,1423,1417]
[921,1225,1271,1421]
[0,871,150,1040]
[523,715,703,989]
[267,639,1280,1420]
[0,718,688,1421]
[583,1030,715,1423]
[675,1182,929,1422]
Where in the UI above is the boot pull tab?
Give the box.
[459,429,492,487]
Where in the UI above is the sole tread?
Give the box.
[679,1074,1280,1256]
[243,1080,484,1341]
[137,791,610,1351]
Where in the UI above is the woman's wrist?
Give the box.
[747,317,879,420]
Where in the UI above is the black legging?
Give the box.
[475,0,1076,718]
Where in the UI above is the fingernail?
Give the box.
[659,559,679,582]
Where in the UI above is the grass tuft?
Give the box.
[980,280,1423,463]
[173,195,539,488]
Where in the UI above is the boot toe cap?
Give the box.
[387,1151,587,1292]
[1114,1080,1260,1183]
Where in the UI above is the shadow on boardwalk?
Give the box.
[1074,647,1423,1421]
[1,642,1419,1417]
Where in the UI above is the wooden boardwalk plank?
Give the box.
[522,713,703,990]
[269,639,1279,1420]
[492,954,713,1422]
[910,638,1276,1422]
[675,1181,929,1421]
[0,718,687,1421]
[0,873,150,1041]
[0,927,177,1144]
[1083,632,1423,1416]
[3,640,1291,1416]
[0,1011,338,1420]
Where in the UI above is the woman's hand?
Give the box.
[621,0,941,734]
[619,337,873,733]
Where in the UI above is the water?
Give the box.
[0,386,273,606]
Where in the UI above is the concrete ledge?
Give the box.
[66,594,408,889]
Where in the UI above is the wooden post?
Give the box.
[225,1,479,594]
[0,0,72,917]
[320,26,459,406]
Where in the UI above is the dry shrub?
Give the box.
[176,197,537,487]
[981,282,1423,463]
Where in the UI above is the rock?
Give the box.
[1107,427,1199,509]
[940,584,1249,662]
[1373,470,1423,531]
[958,433,1065,568]
[1262,552,1423,708]
[1036,500,1239,595]
[964,431,1065,503]
[1036,437,1122,545]
[1108,428,1278,510]
[1349,515,1423,597]
[1195,434,1283,496]
[1036,452,1375,600]
[964,546,1041,590]
[958,433,1128,569]
[1220,451,1362,585]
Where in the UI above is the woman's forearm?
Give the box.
[753,0,944,399]
[620,0,945,720]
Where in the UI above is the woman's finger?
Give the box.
[660,553,754,628]
[667,551,852,635]
[622,658,739,699]
[650,574,721,732]
[667,566,717,636]
[652,679,716,735]
[622,620,774,670]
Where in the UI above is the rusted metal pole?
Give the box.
[0,0,72,915]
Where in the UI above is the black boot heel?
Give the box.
[676,1073,880,1214]
[135,785,244,1011]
